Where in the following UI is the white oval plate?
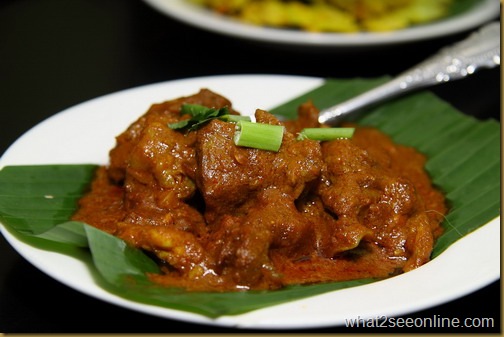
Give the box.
[0,75,500,329]
[141,0,500,47]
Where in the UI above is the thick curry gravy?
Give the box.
[72,89,447,291]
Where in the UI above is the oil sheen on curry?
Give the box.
[72,89,447,292]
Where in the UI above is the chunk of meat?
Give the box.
[318,128,442,272]
[195,109,324,288]
[108,88,235,183]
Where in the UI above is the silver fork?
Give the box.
[318,21,501,126]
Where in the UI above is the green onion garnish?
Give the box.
[297,127,355,141]
[219,114,252,123]
[233,120,285,152]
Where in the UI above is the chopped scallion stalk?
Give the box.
[219,114,251,123]
[297,127,355,141]
[233,121,284,152]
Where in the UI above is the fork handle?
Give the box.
[318,22,501,125]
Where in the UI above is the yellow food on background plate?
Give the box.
[189,0,454,32]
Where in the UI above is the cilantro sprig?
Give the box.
[168,104,250,131]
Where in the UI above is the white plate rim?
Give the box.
[0,74,500,329]
[141,0,500,47]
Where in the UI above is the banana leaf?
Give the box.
[0,77,500,317]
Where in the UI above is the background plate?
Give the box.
[141,0,500,47]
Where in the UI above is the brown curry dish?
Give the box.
[72,89,447,292]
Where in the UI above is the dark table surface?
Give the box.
[0,0,501,334]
